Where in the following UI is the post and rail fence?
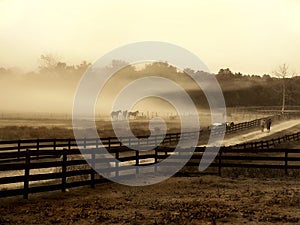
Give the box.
[0,114,300,199]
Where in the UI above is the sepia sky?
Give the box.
[0,0,299,75]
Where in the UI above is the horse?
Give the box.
[128,110,139,119]
[122,110,128,119]
[226,121,235,131]
[110,110,121,120]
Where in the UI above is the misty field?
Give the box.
[0,109,271,140]
[1,110,300,225]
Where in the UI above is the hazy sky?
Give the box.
[0,0,299,75]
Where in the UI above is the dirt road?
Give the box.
[221,119,300,146]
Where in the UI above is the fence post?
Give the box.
[36,139,39,160]
[91,139,97,188]
[260,141,264,149]
[285,150,288,176]
[218,147,222,176]
[154,146,158,175]
[84,137,86,149]
[68,138,71,151]
[115,150,119,178]
[62,148,67,192]
[136,150,139,175]
[53,139,56,151]
[18,140,21,159]
[91,150,95,188]
[24,149,30,199]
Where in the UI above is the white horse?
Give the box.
[111,110,121,121]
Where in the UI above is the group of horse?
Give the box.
[110,110,139,120]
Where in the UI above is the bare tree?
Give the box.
[273,64,295,113]
[39,53,61,72]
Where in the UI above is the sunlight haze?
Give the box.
[0,0,299,75]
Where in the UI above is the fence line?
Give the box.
[0,113,291,157]
[1,142,300,199]
[230,132,300,150]
[1,130,300,199]
[1,113,300,199]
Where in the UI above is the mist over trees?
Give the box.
[0,57,299,113]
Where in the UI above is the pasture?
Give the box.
[0,109,300,224]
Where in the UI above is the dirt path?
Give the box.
[220,119,300,146]
[1,176,300,225]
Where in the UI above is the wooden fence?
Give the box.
[231,113,284,132]
[1,130,300,199]
[0,131,198,162]
[231,132,300,150]
[0,112,290,159]
[1,114,300,199]
[234,105,300,111]
[182,147,300,177]
[210,113,283,135]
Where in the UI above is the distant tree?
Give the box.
[234,72,243,78]
[218,68,233,76]
[183,68,195,75]
[217,68,234,80]
[262,74,272,81]
[273,64,296,113]
[110,59,129,70]
[39,53,61,72]
[76,61,91,72]
[56,62,67,70]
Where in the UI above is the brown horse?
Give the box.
[128,110,139,119]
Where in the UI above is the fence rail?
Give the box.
[1,130,300,199]
[231,132,300,150]
[1,114,300,199]
[0,113,289,157]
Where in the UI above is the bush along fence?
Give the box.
[1,128,300,199]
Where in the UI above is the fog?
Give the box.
[0,62,215,118]
[0,72,78,116]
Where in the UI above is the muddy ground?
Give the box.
[0,175,300,225]
[1,118,300,225]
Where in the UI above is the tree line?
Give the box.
[0,55,299,108]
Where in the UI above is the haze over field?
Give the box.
[0,0,299,116]
[1,0,300,74]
